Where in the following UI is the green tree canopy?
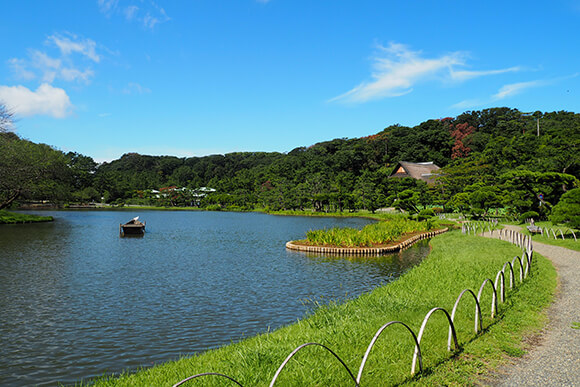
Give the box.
[549,188,580,228]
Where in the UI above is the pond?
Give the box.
[0,210,431,386]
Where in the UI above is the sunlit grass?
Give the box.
[85,231,556,386]
[0,210,53,224]
[509,220,580,251]
[304,218,437,248]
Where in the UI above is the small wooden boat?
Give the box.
[120,216,146,236]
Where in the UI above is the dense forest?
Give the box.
[1,106,579,224]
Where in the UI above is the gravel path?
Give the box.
[489,225,580,386]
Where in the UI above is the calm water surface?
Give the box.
[0,211,430,386]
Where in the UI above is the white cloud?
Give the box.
[492,80,546,100]
[330,43,464,103]
[97,0,119,15]
[450,67,521,82]
[0,84,73,118]
[331,42,522,104]
[7,58,36,81]
[97,0,170,29]
[48,33,100,62]
[451,76,569,110]
[28,50,61,83]
[60,67,95,83]
[125,5,139,20]
[8,34,100,85]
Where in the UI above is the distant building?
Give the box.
[389,161,441,184]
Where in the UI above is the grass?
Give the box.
[0,210,53,224]
[510,221,580,252]
[304,218,436,247]
[83,231,556,386]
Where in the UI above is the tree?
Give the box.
[550,188,580,228]
[464,183,502,215]
[0,133,70,209]
[500,170,579,215]
[1,104,15,133]
[394,189,421,213]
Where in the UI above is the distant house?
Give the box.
[389,161,441,184]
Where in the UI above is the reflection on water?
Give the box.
[0,211,430,386]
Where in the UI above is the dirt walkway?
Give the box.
[487,225,580,386]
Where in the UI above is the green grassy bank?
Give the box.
[86,231,556,386]
[515,221,580,252]
[0,210,53,224]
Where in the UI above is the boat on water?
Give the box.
[120,216,146,236]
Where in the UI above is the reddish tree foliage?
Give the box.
[449,122,475,159]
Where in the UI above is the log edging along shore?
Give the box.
[285,227,449,256]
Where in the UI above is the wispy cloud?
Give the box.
[7,58,36,81]
[97,0,119,15]
[0,84,73,118]
[451,74,577,110]
[492,80,547,100]
[48,33,100,62]
[97,0,170,29]
[122,82,151,94]
[330,42,521,104]
[450,67,521,82]
[8,33,99,84]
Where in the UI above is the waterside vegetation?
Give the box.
[303,217,438,248]
[86,231,556,386]
[0,210,53,224]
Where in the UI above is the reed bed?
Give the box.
[305,218,433,247]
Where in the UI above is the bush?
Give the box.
[417,208,435,221]
[519,210,539,224]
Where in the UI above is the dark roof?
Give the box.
[389,161,441,183]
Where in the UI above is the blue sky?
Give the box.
[1,1,579,162]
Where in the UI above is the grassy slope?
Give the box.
[86,231,556,386]
[0,210,53,224]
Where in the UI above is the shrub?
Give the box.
[519,210,539,224]
[417,208,435,221]
[550,188,580,228]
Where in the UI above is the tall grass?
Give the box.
[0,210,53,224]
[305,218,434,247]
[85,231,556,386]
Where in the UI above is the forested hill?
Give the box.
[1,107,579,218]
[95,107,578,192]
